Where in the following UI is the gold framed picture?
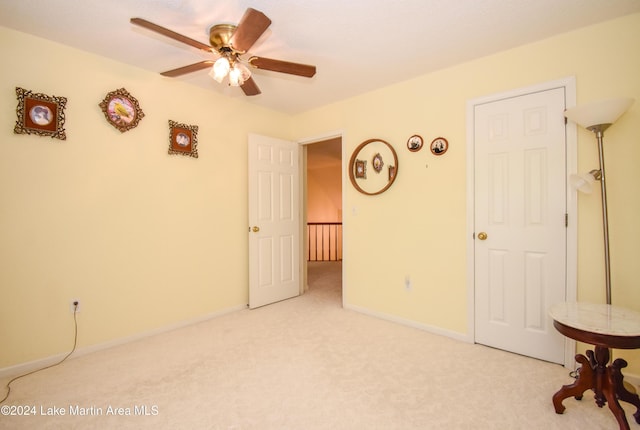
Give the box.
[168,120,198,158]
[99,88,144,133]
[372,153,384,173]
[14,87,67,140]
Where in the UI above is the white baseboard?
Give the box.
[344,303,471,343]
[0,304,247,379]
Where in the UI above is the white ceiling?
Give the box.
[2,0,639,114]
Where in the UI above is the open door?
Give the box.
[248,134,301,308]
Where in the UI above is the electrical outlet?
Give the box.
[404,276,412,291]
[70,299,80,313]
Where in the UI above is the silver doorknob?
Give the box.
[252,226,260,232]
[477,232,487,240]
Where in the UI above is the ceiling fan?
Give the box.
[130,8,316,96]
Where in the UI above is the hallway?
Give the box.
[307,260,342,304]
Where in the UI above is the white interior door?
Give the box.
[248,134,301,309]
[473,87,568,364]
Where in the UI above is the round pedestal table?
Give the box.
[549,302,640,430]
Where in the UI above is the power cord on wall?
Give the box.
[0,301,79,404]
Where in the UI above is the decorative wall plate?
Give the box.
[14,87,67,140]
[430,137,448,155]
[99,88,144,133]
[348,138,399,196]
[168,120,198,158]
[407,134,423,152]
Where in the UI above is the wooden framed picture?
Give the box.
[14,87,67,140]
[355,159,367,179]
[168,120,198,158]
[407,134,423,152]
[99,88,144,132]
[348,138,399,196]
[388,165,396,181]
[430,137,448,156]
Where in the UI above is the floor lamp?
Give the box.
[564,97,635,305]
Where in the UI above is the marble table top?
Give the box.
[549,302,640,337]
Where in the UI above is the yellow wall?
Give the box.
[2,13,640,377]
[292,14,640,374]
[307,164,341,222]
[0,27,291,368]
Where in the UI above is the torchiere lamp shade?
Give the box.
[564,98,634,129]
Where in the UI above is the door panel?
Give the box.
[474,88,567,364]
[249,134,300,309]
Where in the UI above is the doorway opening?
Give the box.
[304,136,343,301]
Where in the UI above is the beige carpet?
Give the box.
[1,261,638,429]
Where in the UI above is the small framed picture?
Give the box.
[372,153,384,173]
[99,88,144,133]
[407,134,423,152]
[430,137,448,156]
[14,87,67,140]
[355,159,367,179]
[168,120,198,158]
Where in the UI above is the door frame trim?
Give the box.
[297,130,346,307]
[465,77,577,368]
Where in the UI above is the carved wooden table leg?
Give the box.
[599,355,630,429]
[553,353,593,413]
[554,346,637,430]
[611,358,640,425]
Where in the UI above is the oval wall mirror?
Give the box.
[348,138,399,195]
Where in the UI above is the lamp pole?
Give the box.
[588,124,612,305]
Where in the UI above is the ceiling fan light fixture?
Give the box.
[235,61,251,81]
[210,57,230,83]
[228,65,243,86]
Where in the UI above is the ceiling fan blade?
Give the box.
[248,57,316,78]
[160,61,213,77]
[241,77,261,96]
[131,18,212,53]
[229,8,272,53]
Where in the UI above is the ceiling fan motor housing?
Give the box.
[209,24,240,54]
